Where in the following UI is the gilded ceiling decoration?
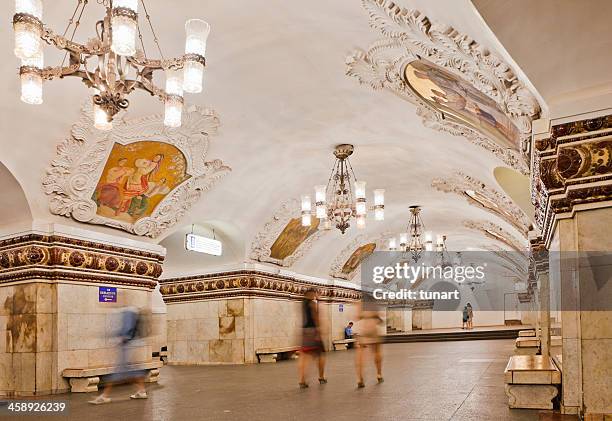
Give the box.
[346,0,541,174]
[432,171,531,234]
[463,220,527,253]
[42,104,230,238]
[250,198,327,267]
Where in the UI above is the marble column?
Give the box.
[532,112,612,417]
[0,223,165,396]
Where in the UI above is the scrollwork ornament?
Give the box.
[43,102,230,237]
[346,0,541,174]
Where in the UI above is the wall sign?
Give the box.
[185,233,222,256]
[99,286,117,303]
[339,303,344,313]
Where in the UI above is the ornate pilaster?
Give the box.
[532,114,612,245]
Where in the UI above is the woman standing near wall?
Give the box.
[298,288,327,388]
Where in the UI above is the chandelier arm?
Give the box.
[40,64,82,81]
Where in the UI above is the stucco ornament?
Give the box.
[463,220,527,253]
[249,198,327,267]
[42,103,231,238]
[431,171,531,235]
[329,232,393,281]
[346,0,541,174]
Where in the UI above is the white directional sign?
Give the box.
[185,233,222,256]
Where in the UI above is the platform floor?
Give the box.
[4,339,564,421]
[387,325,532,335]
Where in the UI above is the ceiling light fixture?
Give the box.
[13,0,209,130]
[302,144,384,234]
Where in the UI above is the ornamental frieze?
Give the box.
[159,271,362,303]
[0,234,163,288]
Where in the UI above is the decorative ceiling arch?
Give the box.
[463,220,527,253]
[482,244,529,279]
[329,233,392,280]
[345,0,541,174]
[0,161,33,227]
[42,104,230,238]
[249,198,328,267]
[432,171,531,234]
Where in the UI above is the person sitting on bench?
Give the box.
[344,321,354,348]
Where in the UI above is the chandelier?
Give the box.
[387,205,430,262]
[301,144,384,234]
[12,0,209,130]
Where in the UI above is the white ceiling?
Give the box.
[0,0,566,280]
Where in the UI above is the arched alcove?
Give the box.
[0,162,33,228]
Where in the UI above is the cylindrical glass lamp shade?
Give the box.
[14,21,42,59]
[424,231,433,243]
[164,96,183,128]
[111,15,137,56]
[301,213,311,227]
[301,195,311,212]
[183,60,204,93]
[94,106,112,131]
[356,215,366,229]
[356,201,366,216]
[373,189,384,206]
[399,233,408,246]
[165,69,183,96]
[354,181,366,199]
[15,0,43,18]
[185,19,210,56]
[316,204,327,219]
[374,207,384,221]
[425,243,433,252]
[388,238,397,250]
[314,185,326,203]
[436,234,444,246]
[113,0,138,12]
[20,71,42,104]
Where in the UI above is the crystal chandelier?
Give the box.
[301,144,384,234]
[13,0,210,130]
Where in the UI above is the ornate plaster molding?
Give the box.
[249,198,327,267]
[482,244,529,279]
[42,103,231,238]
[463,220,527,253]
[0,234,163,288]
[329,233,392,280]
[159,270,362,303]
[346,0,541,174]
[531,114,612,244]
[432,171,531,234]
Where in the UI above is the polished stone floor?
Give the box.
[4,339,565,421]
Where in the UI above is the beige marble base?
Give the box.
[505,384,558,409]
[514,347,539,355]
[68,377,99,393]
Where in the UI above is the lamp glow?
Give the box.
[354,181,366,199]
[165,69,183,96]
[111,15,137,56]
[301,195,311,227]
[164,96,183,128]
[183,60,204,93]
[399,233,408,246]
[388,238,397,250]
[14,22,41,59]
[356,215,365,229]
[113,0,138,12]
[185,19,210,56]
[94,106,112,131]
[20,71,42,104]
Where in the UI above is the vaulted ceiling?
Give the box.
[0,0,607,281]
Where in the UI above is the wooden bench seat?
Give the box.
[63,361,163,393]
[504,355,561,409]
[518,329,536,337]
[514,337,540,355]
[332,338,356,351]
[255,346,300,363]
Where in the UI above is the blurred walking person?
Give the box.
[89,307,152,404]
[467,303,474,330]
[298,288,327,388]
[355,303,384,388]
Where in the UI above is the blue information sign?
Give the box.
[98,287,117,303]
[339,304,344,313]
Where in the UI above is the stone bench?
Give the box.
[255,346,300,363]
[63,361,163,393]
[504,355,561,409]
[332,338,356,351]
[514,337,540,355]
[518,329,536,337]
